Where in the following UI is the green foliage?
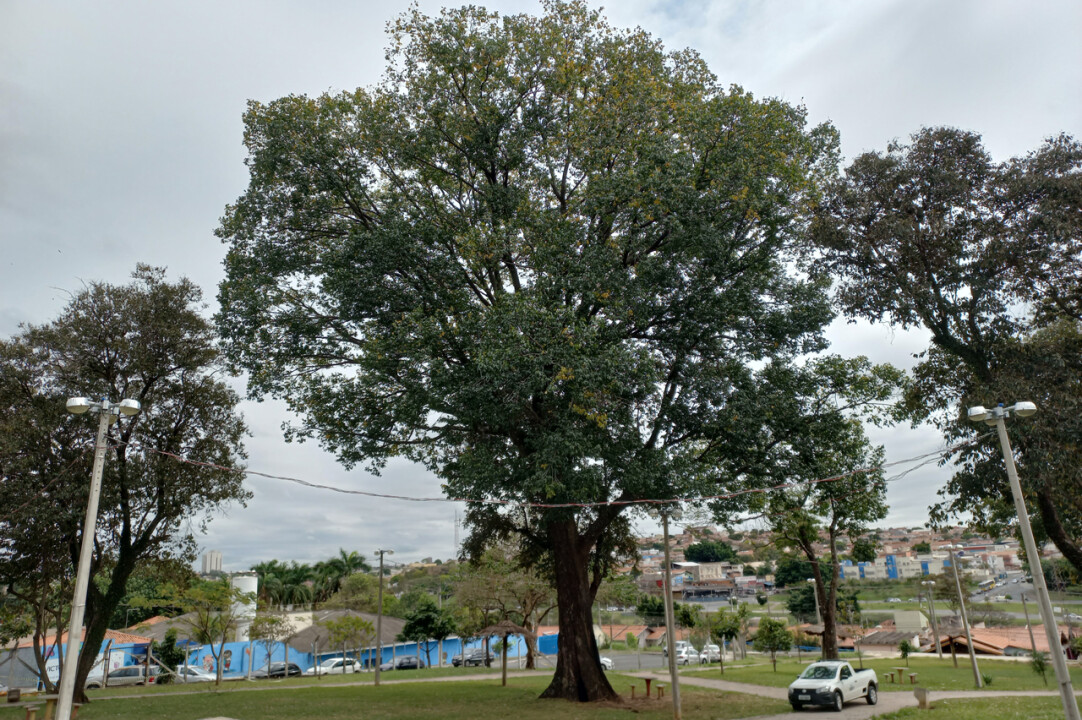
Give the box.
[913,541,932,554]
[151,629,187,684]
[1030,651,1049,686]
[0,266,248,697]
[812,127,1082,574]
[214,0,840,700]
[685,541,738,564]
[676,603,702,628]
[756,594,768,606]
[773,556,817,588]
[755,618,792,671]
[636,596,666,625]
[898,639,912,666]
[850,538,878,563]
[397,597,455,653]
[786,585,818,622]
[324,615,375,654]
[624,632,638,651]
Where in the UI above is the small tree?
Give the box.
[1031,651,1050,686]
[249,613,294,674]
[711,608,741,674]
[174,580,254,686]
[324,615,375,671]
[152,628,186,684]
[898,639,912,667]
[756,618,792,672]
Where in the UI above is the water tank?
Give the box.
[231,572,259,642]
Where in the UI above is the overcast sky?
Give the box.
[2,0,1080,572]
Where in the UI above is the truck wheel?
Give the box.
[791,701,803,711]
[866,684,878,705]
[833,691,844,712]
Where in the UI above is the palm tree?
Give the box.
[315,550,370,602]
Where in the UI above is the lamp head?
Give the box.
[1010,401,1037,418]
[118,399,141,416]
[66,397,92,414]
[967,406,989,423]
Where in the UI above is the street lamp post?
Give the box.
[806,578,821,626]
[968,402,1081,720]
[948,548,982,687]
[56,396,140,720]
[649,506,683,720]
[920,580,943,660]
[373,548,393,686]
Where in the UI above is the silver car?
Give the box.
[86,665,159,689]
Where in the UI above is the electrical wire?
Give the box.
[114,432,990,511]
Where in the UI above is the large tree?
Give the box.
[0,266,248,701]
[811,128,1082,573]
[216,2,837,701]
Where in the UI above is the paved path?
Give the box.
[629,670,1079,719]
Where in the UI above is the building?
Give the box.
[201,550,223,575]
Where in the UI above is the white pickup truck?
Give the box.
[787,660,878,711]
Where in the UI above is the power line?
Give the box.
[123,433,990,511]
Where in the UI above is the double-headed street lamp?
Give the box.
[648,505,683,720]
[373,548,393,686]
[967,401,1080,720]
[56,396,140,720]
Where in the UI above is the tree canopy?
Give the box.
[0,266,248,700]
[684,540,738,563]
[811,127,1082,574]
[216,1,839,701]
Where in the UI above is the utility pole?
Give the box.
[650,506,683,720]
[1022,592,1038,655]
[921,581,943,660]
[949,549,982,688]
[373,548,393,686]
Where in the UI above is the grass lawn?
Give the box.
[875,696,1066,720]
[687,656,1082,692]
[0,674,790,720]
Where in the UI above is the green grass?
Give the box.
[875,696,1066,720]
[686,656,1082,692]
[0,674,789,720]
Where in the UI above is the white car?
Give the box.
[599,656,614,671]
[699,644,721,663]
[886,597,902,603]
[175,666,216,683]
[674,646,695,666]
[304,657,362,675]
[663,640,691,658]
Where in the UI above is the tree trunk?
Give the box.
[538,519,618,702]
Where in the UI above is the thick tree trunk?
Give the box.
[538,520,618,702]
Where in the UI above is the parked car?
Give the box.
[698,644,721,664]
[1066,613,1082,623]
[452,648,494,667]
[886,597,902,603]
[86,665,159,689]
[674,646,695,666]
[304,657,361,675]
[599,656,614,671]
[175,666,216,683]
[788,660,877,711]
[380,656,426,671]
[251,662,303,679]
[662,640,691,658]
